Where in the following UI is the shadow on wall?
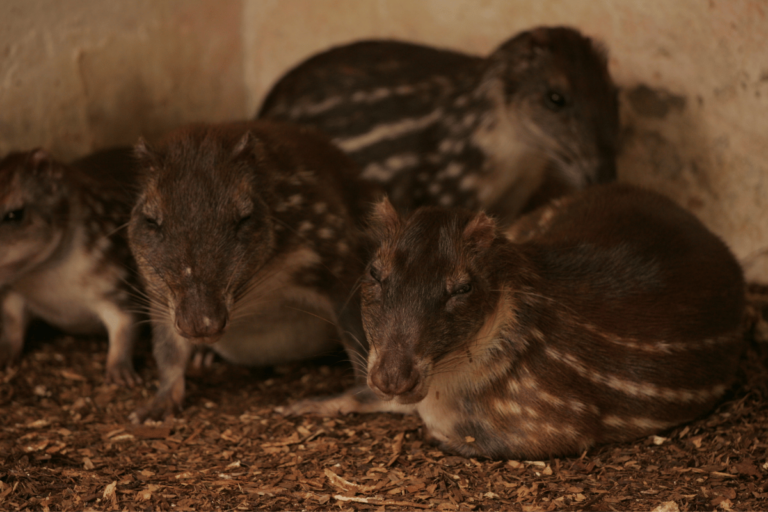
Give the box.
[618,84,714,211]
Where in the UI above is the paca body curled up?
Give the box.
[128,120,377,422]
[329,184,745,460]
[0,147,141,385]
[259,26,618,220]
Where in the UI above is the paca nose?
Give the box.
[175,313,227,340]
[174,298,228,341]
[370,361,420,398]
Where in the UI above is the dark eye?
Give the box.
[452,283,472,296]
[545,90,568,111]
[2,208,25,223]
[236,214,252,231]
[369,266,382,283]
[144,215,161,230]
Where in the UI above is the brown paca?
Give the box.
[328,184,746,460]
[259,26,618,222]
[128,120,378,422]
[0,147,142,385]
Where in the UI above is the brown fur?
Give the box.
[128,120,379,422]
[0,147,142,385]
[348,184,745,460]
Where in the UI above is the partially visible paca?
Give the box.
[259,26,618,221]
[128,120,378,422]
[318,184,745,460]
[0,147,142,385]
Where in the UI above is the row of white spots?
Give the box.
[282,81,440,119]
[360,153,420,182]
[545,346,728,403]
[274,193,305,213]
[336,108,444,153]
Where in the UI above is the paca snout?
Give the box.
[368,347,429,403]
[173,289,229,343]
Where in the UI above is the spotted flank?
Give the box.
[258,28,620,220]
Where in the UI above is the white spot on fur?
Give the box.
[313,202,328,215]
[298,221,314,234]
[336,109,443,153]
[317,227,334,240]
[185,267,192,276]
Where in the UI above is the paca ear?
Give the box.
[28,148,62,180]
[463,212,497,251]
[369,196,401,240]
[134,137,160,168]
[232,131,265,161]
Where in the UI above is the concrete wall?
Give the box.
[0,0,245,160]
[2,0,767,282]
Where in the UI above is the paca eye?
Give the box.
[452,283,472,296]
[544,90,568,111]
[236,214,252,231]
[144,215,161,230]
[369,266,382,284]
[2,208,25,223]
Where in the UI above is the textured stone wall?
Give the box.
[0,0,245,160]
[2,0,766,282]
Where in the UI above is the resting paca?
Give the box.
[0,148,141,385]
[128,120,377,422]
[312,184,746,460]
[259,26,618,221]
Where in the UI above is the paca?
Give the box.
[0,147,142,385]
[259,26,619,222]
[301,184,746,460]
[127,120,379,422]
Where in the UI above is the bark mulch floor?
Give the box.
[1,285,767,511]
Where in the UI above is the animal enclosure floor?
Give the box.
[1,286,767,512]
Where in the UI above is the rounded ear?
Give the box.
[368,196,401,240]
[134,137,159,166]
[28,148,52,172]
[27,148,64,180]
[462,212,497,251]
[232,130,267,161]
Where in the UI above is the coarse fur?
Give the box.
[259,26,619,222]
[128,120,378,422]
[304,184,746,460]
[0,148,142,385]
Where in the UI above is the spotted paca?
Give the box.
[259,26,618,222]
[128,120,378,422]
[0,147,142,385]
[314,184,746,460]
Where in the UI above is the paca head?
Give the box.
[128,125,277,344]
[481,26,619,187]
[361,199,510,404]
[0,149,69,284]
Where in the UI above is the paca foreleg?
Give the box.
[130,321,191,423]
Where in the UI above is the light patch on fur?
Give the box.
[545,346,726,403]
[337,109,443,153]
[470,82,549,214]
[210,246,339,366]
[603,415,676,432]
[11,226,122,334]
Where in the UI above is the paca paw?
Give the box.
[129,394,181,424]
[105,360,142,387]
[187,346,216,377]
[277,386,404,416]
[0,343,21,369]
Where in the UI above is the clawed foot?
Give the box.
[105,360,142,387]
[187,345,217,377]
[276,385,413,417]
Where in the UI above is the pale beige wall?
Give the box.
[0,0,245,160]
[2,1,766,282]
[245,0,768,283]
